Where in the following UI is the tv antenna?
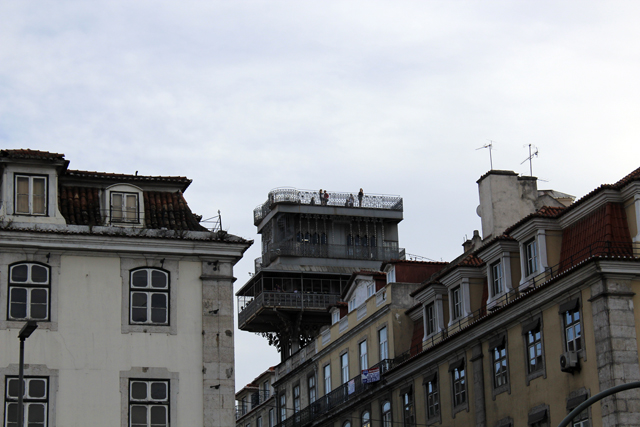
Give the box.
[520,144,538,176]
[476,140,494,170]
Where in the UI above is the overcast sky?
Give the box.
[2,1,640,391]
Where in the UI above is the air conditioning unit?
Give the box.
[560,351,580,373]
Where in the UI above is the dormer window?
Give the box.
[111,192,139,223]
[332,310,340,325]
[15,175,47,215]
[348,298,356,312]
[386,266,396,284]
[491,261,503,296]
[524,239,538,276]
[106,184,145,226]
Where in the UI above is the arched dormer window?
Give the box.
[106,183,144,227]
[8,262,51,321]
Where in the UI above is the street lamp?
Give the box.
[17,321,38,427]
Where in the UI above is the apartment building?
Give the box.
[0,149,251,427]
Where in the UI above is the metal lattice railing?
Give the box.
[254,188,403,224]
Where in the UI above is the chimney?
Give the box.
[476,170,539,240]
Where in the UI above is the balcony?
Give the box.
[262,241,402,265]
[254,188,403,225]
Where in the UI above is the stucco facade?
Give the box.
[0,149,251,426]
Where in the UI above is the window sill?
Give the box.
[526,368,545,384]
[122,323,176,335]
[492,383,510,400]
[1,320,57,332]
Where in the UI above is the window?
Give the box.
[340,353,349,384]
[491,261,503,296]
[343,422,351,427]
[129,379,169,427]
[381,401,392,427]
[4,376,49,427]
[386,267,396,284]
[366,283,375,298]
[279,393,286,422]
[361,411,371,427]
[323,364,331,395]
[561,301,582,352]
[257,417,262,427]
[111,191,139,223]
[525,239,538,276]
[241,397,247,415]
[450,360,466,407]
[293,385,300,413]
[359,341,368,371]
[308,376,316,404]
[268,409,274,427]
[526,324,543,374]
[567,393,589,427]
[348,299,356,312]
[452,286,462,320]
[528,406,549,427]
[493,343,508,389]
[332,310,340,325]
[8,263,50,321]
[263,380,270,400]
[379,327,388,361]
[424,374,439,419]
[130,268,169,325]
[426,303,436,336]
[15,175,47,215]
[402,388,414,427]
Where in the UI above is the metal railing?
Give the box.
[254,188,403,224]
[275,359,394,427]
[238,292,341,327]
[262,241,401,265]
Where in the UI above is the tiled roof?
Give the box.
[503,206,565,235]
[64,170,192,192]
[458,254,485,267]
[558,202,633,272]
[58,186,208,231]
[0,149,66,161]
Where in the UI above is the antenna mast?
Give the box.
[476,141,494,170]
[520,144,538,176]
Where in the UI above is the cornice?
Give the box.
[509,217,562,241]
[557,189,622,229]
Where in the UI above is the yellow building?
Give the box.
[255,167,640,427]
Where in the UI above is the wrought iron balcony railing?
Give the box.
[254,188,403,225]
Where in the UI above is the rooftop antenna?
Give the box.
[520,144,538,176]
[476,141,494,170]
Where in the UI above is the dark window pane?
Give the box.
[151,308,167,324]
[150,406,167,425]
[151,271,167,288]
[30,303,47,320]
[132,270,148,288]
[31,265,48,283]
[151,382,167,400]
[10,290,27,319]
[11,265,28,282]
[151,294,167,308]
[131,382,148,400]
[131,405,148,423]
[8,378,21,398]
[132,308,147,323]
[6,402,18,422]
[31,289,48,304]
[27,402,45,421]
[28,379,46,398]
[132,293,148,308]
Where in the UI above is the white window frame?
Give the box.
[4,376,49,427]
[379,327,388,361]
[110,191,140,224]
[426,303,436,336]
[491,261,504,297]
[452,287,462,320]
[348,298,356,312]
[525,238,538,277]
[386,266,396,284]
[129,268,170,326]
[128,379,170,427]
[331,310,340,325]
[14,174,48,216]
[359,340,368,371]
[340,352,349,384]
[7,262,51,322]
[366,283,375,298]
[105,184,145,227]
[323,364,331,395]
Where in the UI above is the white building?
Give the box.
[0,149,251,426]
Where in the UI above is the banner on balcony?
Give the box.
[348,379,356,394]
[361,367,380,384]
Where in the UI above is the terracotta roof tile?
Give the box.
[458,254,485,267]
[558,202,633,272]
[504,206,565,235]
[59,186,103,226]
[1,149,65,160]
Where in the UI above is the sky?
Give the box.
[2,1,640,392]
